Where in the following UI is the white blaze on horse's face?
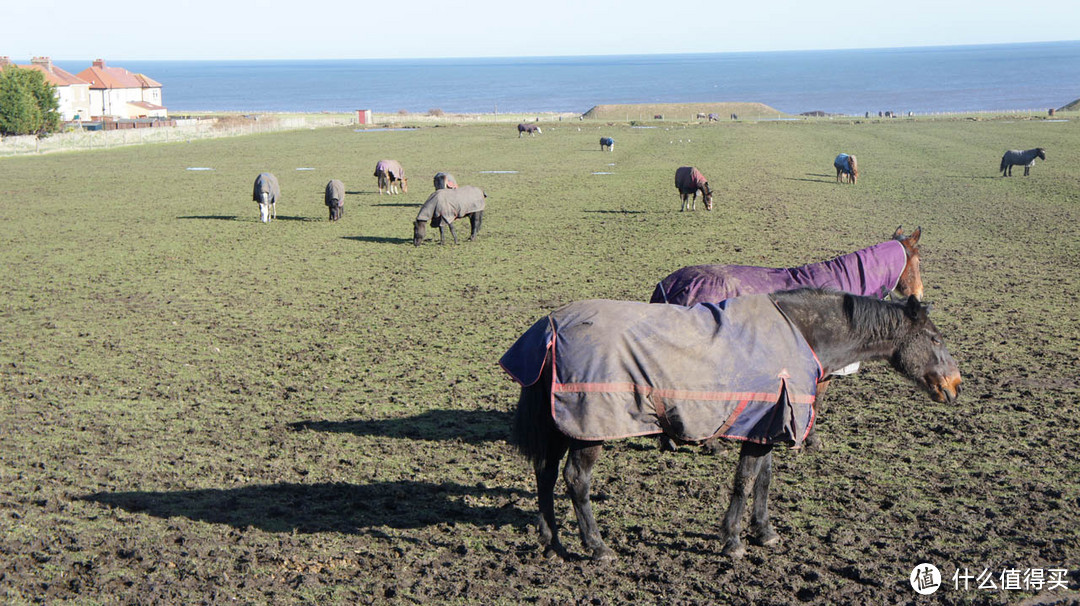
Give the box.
[259,192,271,223]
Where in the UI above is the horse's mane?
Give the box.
[842,291,906,340]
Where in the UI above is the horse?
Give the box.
[518,123,541,137]
[1000,148,1046,176]
[708,113,719,122]
[252,172,279,223]
[413,186,486,246]
[502,289,961,561]
[834,153,858,184]
[433,172,458,190]
[650,227,923,451]
[324,179,345,221]
[599,137,614,152]
[374,160,407,195]
[675,166,713,211]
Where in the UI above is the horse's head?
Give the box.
[258,191,271,223]
[535,127,542,134]
[400,177,408,194]
[848,156,858,184]
[892,296,962,404]
[702,183,714,210]
[1036,148,1047,160]
[413,219,427,246]
[892,226,923,300]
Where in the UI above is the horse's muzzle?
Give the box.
[927,372,962,403]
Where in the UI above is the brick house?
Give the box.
[76,59,167,119]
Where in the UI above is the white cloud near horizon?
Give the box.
[5,0,1079,61]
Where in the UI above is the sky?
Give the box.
[6,0,1080,61]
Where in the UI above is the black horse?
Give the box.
[505,289,961,560]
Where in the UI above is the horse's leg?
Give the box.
[680,193,688,211]
[803,378,831,452]
[448,222,459,245]
[437,224,447,245]
[564,441,616,560]
[721,441,771,558]
[468,211,482,241]
[535,435,570,559]
[749,446,780,548]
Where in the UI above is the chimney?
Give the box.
[93,58,105,68]
[31,56,52,71]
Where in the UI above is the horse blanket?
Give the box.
[416,186,486,226]
[433,172,458,190]
[600,137,614,149]
[374,160,404,180]
[650,240,906,306]
[324,179,344,207]
[834,153,854,175]
[500,297,821,446]
[675,166,708,194]
[518,123,539,134]
[252,173,280,204]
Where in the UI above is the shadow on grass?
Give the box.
[82,481,529,534]
[783,174,835,184]
[372,202,419,207]
[341,235,413,245]
[178,215,319,222]
[291,409,512,443]
[583,209,647,215]
[347,190,381,196]
[177,215,239,221]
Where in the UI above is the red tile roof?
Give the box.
[76,59,160,90]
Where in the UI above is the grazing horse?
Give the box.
[518,123,542,137]
[599,137,614,152]
[1000,148,1046,176]
[708,113,719,122]
[433,172,458,190]
[374,160,408,195]
[413,185,486,246]
[502,290,961,561]
[650,227,923,451]
[252,172,280,223]
[834,153,858,184]
[324,179,345,221]
[675,166,713,211]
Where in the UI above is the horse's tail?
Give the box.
[511,356,556,466]
[1000,154,1008,172]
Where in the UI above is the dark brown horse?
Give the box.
[651,227,923,452]
[505,289,961,561]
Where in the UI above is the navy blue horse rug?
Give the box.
[500,296,822,447]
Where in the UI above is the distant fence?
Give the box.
[0,114,357,157]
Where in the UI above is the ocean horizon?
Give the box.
[48,41,1080,116]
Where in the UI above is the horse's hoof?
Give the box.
[591,547,617,562]
[751,527,781,547]
[721,541,746,559]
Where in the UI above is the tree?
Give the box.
[0,67,61,137]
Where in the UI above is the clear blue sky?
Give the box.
[7,0,1079,60]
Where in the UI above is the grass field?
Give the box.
[1,114,1079,604]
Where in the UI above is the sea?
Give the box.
[52,41,1080,116]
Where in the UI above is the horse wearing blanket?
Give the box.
[518,123,542,137]
[324,179,345,221]
[650,227,924,451]
[374,160,407,195]
[433,172,458,190]
[1000,148,1045,176]
[413,185,486,246]
[600,137,614,151]
[503,290,961,561]
[675,166,713,211]
[252,172,280,223]
[834,153,858,184]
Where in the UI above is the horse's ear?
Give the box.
[904,295,927,321]
[893,225,904,239]
[909,226,921,244]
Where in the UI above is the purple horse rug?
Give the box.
[374,160,404,180]
[651,240,906,306]
[500,296,821,446]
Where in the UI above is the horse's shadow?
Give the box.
[341,235,413,245]
[583,209,647,215]
[81,480,529,535]
[291,409,512,443]
[346,190,380,196]
[783,174,835,184]
[177,215,239,221]
[372,202,418,208]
